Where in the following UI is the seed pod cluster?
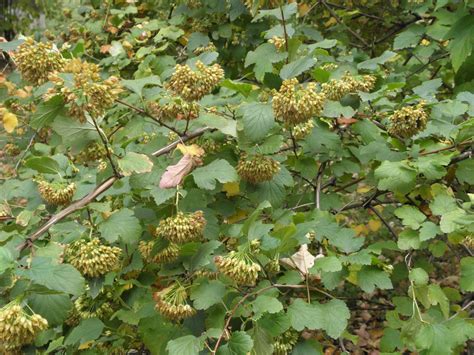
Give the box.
[64,238,122,277]
[291,119,314,140]
[237,154,280,184]
[273,329,299,355]
[4,143,21,156]
[193,42,217,55]
[155,211,206,244]
[66,290,115,326]
[272,78,325,125]
[388,103,428,138]
[45,58,122,122]
[321,72,376,101]
[166,61,224,101]
[463,236,474,249]
[37,179,76,205]
[147,96,200,121]
[268,36,286,50]
[265,258,281,274]
[154,283,196,321]
[75,142,110,163]
[0,303,48,352]
[214,251,261,286]
[14,37,65,85]
[138,240,180,264]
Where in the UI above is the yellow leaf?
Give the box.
[325,17,337,27]
[78,341,94,350]
[225,209,247,224]
[357,186,371,194]
[353,224,369,236]
[298,3,311,16]
[368,219,382,232]
[15,89,29,98]
[3,112,18,133]
[223,182,240,197]
[176,143,204,157]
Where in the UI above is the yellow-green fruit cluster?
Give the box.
[214,251,261,286]
[64,238,122,277]
[237,154,280,184]
[138,240,180,264]
[155,211,206,244]
[273,329,299,355]
[268,36,286,50]
[193,42,217,55]
[463,236,474,249]
[166,61,224,101]
[0,303,48,352]
[265,258,280,274]
[147,97,200,121]
[14,37,65,85]
[46,58,122,122]
[37,180,76,205]
[67,290,115,326]
[388,103,428,138]
[272,78,325,125]
[75,142,110,163]
[154,283,196,321]
[4,143,21,156]
[321,72,376,101]
[291,119,314,140]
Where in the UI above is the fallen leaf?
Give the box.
[3,111,18,133]
[368,219,382,232]
[100,44,112,54]
[159,154,202,189]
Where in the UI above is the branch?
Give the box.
[368,205,397,240]
[17,127,211,252]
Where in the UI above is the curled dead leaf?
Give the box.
[280,244,323,276]
[159,154,202,189]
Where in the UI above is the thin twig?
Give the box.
[368,205,397,240]
[90,116,121,177]
[14,131,37,172]
[279,5,290,64]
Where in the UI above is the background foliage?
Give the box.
[1,0,473,354]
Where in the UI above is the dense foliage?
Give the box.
[1,0,474,354]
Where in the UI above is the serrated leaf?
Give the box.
[166,335,204,355]
[29,294,73,326]
[122,76,161,96]
[394,206,426,230]
[217,331,254,355]
[375,161,417,194]
[65,318,104,346]
[191,279,226,310]
[98,208,141,244]
[192,159,238,190]
[357,51,396,70]
[287,298,350,338]
[18,257,85,296]
[238,102,275,141]
[252,295,283,316]
[199,113,237,137]
[409,268,429,286]
[357,266,393,293]
[30,96,65,129]
[25,156,62,174]
[460,257,474,292]
[280,56,316,79]
[118,152,153,176]
[245,43,286,80]
[312,256,342,272]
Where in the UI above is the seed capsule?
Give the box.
[66,288,116,326]
[272,78,325,125]
[321,72,376,101]
[147,95,200,121]
[64,238,122,278]
[273,329,299,355]
[139,240,180,264]
[237,154,280,184]
[388,102,428,138]
[214,251,261,286]
[36,179,76,206]
[155,211,206,244]
[154,282,196,321]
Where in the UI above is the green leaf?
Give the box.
[445,15,474,71]
[122,76,161,96]
[138,316,184,355]
[166,335,204,355]
[24,156,62,175]
[29,294,73,326]
[375,161,417,194]
[199,113,237,137]
[98,208,142,244]
[357,266,393,293]
[192,159,238,190]
[409,268,429,286]
[0,39,24,51]
[150,187,176,206]
[217,331,254,355]
[427,284,449,319]
[18,257,85,296]
[460,257,474,292]
[291,340,323,355]
[357,51,396,70]
[393,25,425,50]
[0,248,14,273]
[394,206,426,230]
[64,318,104,346]
[312,256,342,272]
[287,298,350,338]
[280,56,316,79]
[455,159,474,184]
[419,221,440,241]
[118,152,154,176]
[190,279,226,310]
[252,295,283,317]
[238,102,275,142]
[220,79,254,97]
[258,312,290,337]
[413,79,442,100]
[249,325,273,355]
[322,101,355,118]
[245,43,286,81]
[417,154,451,180]
[30,96,65,129]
